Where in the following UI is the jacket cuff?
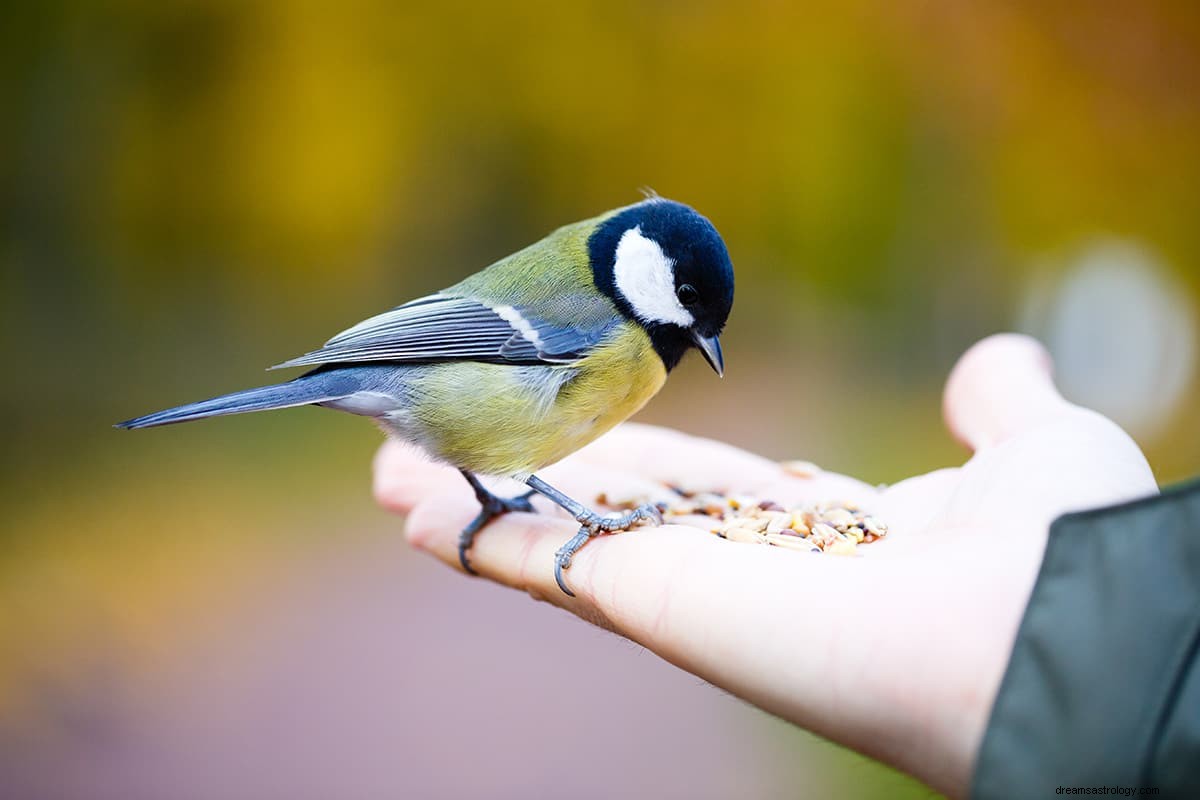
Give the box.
[971,479,1200,798]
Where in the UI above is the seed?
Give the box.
[780,460,821,478]
[789,511,811,532]
[724,526,767,544]
[863,516,888,536]
[821,508,856,530]
[747,516,771,532]
[669,500,699,516]
[765,514,792,535]
[728,494,757,511]
[766,533,821,552]
[827,539,858,556]
[655,487,888,555]
[595,490,653,510]
[810,522,840,546]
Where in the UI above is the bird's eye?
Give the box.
[677,284,699,307]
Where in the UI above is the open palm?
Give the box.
[373,334,1157,798]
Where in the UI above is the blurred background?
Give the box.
[3,2,1199,798]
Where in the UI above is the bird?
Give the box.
[117,196,735,595]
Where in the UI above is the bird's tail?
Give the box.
[115,371,361,430]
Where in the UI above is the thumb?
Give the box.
[943,334,1071,452]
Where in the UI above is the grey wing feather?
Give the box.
[271,293,613,370]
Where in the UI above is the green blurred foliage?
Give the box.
[3,2,1199,797]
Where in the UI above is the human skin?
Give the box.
[372,334,1158,797]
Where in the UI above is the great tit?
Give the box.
[118,197,734,594]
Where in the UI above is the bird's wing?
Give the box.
[270,293,616,370]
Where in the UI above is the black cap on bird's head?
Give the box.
[588,198,734,375]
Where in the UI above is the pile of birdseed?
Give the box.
[597,474,888,556]
[662,493,886,554]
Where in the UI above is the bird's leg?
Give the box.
[458,470,536,575]
[525,474,664,597]
[525,474,665,531]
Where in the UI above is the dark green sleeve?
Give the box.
[972,479,1200,799]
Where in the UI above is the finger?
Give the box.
[404,483,834,621]
[374,432,678,522]
[542,452,878,523]
[754,471,881,510]
[405,489,577,581]
[401,457,692,598]
[373,440,466,514]
[942,334,1071,452]
[376,425,881,520]
[573,423,786,493]
[577,423,880,508]
[873,467,963,541]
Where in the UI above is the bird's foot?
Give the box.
[458,489,536,574]
[576,502,665,533]
[553,502,665,597]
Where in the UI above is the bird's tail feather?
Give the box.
[115,372,357,430]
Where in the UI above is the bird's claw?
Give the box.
[554,528,592,597]
[554,502,663,596]
[458,489,538,574]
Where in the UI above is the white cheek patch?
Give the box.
[612,226,693,327]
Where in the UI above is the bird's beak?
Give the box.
[690,331,724,377]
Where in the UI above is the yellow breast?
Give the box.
[528,324,667,471]
[398,323,667,477]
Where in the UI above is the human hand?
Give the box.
[373,334,1157,797]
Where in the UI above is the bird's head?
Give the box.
[589,198,734,375]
